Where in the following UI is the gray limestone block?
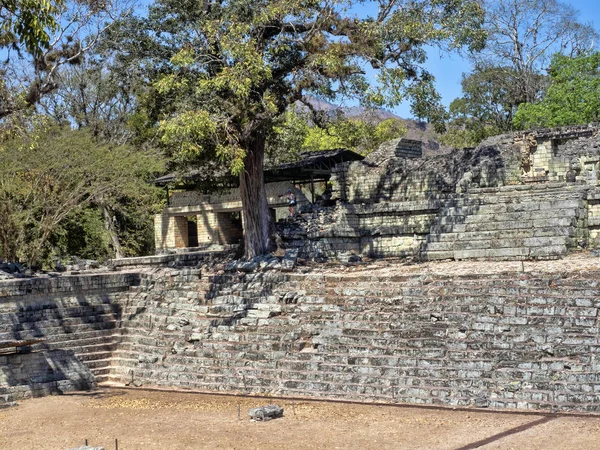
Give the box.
[248,404,284,421]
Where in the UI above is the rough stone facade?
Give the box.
[0,274,136,404]
[4,259,600,412]
[282,125,600,261]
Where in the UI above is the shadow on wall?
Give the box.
[362,143,513,204]
[0,275,136,396]
[329,139,520,259]
[0,349,95,393]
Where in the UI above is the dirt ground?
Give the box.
[2,389,600,450]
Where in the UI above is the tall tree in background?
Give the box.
[118,0,486,258]
[444,0,598,146]
[0,0,132,123]
[478,0,597,104]
[513,52,600,129]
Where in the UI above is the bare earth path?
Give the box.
[1,389,600,450]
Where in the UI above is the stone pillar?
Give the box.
[154,214,171,251]
[196,212,218,245]
[173,216,189,248]
[154,214,189,251]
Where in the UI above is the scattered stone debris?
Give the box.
[248,405,284,421]
[338,252,362,264]
[0,260,24,279]
[66,257,101,272]
[282,248,299,271]
[0,400,17,409]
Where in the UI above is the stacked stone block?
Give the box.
[0,350,96,405]
[102,268,600,413]
[424,183,589,261]
[0,274,135,400]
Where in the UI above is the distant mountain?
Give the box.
[301,96,445,154]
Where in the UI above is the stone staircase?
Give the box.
[423,184,588,261]
[0,291,124,400]
[97,268,600,412]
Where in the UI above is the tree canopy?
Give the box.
[442,0,597,146]
[513,52,600,129]
[0,122,164,267]
[117,0,486,257]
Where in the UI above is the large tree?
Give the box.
[123,0,486,257]
[477,0,597,104]
[443,0,598,146]
[513,52,600,129]
[0,0,132,122]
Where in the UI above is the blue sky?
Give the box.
[413,0,600,119]
[135,0,599,119]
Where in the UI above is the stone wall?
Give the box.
[0,273,136,403]
[4,264,600,412]
[280,127,600,261]
[103,267,600,413]
[0,350,95,406]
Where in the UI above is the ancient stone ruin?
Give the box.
[3,125,600,413]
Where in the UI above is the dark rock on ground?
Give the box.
[248,405,284,421]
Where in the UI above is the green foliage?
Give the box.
[514,53,600,130]
[267,110,406,161]
[121,0,485,170]
[0,0,61,56]
[441,65,539,147]
[51,207,112,261]
[439,123,502,149]
[444,0,598,147]
[302,116,407,155]
[0,124,165,268]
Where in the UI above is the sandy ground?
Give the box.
[1,389,600,450]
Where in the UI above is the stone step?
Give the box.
[66,341,118,354]
[76,350,114,362]
[85,358,114,370]
[42,331,120,347]
[0,321,119,340]
[426,236,569,253]
[0,314,120,332]
[427,227,576,243]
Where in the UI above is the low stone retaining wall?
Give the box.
[0,273,135,402]
[3,263,600,413]
[109,265,600,413]
[0,350,96,406]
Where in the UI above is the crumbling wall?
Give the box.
[282,126,600,261]
[332,134,521,204]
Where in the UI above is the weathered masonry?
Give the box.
[283,125,600,261]
[4,261,600,413]
[153,149,364,252]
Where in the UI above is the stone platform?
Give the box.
[4,256,600,412]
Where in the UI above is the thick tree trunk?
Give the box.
[239,135,274,258]
[102,204,124,259]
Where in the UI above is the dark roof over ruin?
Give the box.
[154,148,364,187]
[265,148,364,182]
